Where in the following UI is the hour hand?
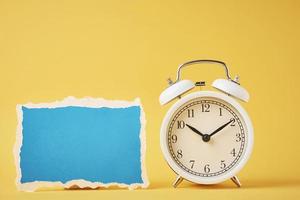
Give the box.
[186,124,204,137]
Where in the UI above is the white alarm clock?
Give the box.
[159,60,253,188]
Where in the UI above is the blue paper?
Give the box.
[15,97,148,191]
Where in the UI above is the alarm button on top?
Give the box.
[159,80,195,105]
[212,79,250,102]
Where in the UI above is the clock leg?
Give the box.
[173,175,184,188]
[231,176,241,187]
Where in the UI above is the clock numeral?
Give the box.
[177,120,185,129]
[189,160,195,169]
[230,148,236,157]
[171,135,177,143]
[204,164,210,173]
[201,104,210,112]
[219,107,222,116]
[177,149,183,159]
[187,109,194,118]
[220,160,226,169]
[230,118,236,126]
[236,133,241,142]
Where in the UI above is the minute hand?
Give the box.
[209,119,234,137]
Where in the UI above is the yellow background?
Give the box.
[0,0,299,199]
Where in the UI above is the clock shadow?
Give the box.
[242,179,300,189]
[179,181,237,190]
[179,179,300,190]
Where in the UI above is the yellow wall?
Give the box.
[0,0,299,199]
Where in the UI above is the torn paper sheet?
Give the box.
[14,97,148,192]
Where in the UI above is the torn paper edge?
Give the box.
[14,96,149,192]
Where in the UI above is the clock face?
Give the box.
[166,96,248,178]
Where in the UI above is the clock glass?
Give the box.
[167,97,248,177]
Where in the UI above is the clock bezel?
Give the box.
[160,91,253,185]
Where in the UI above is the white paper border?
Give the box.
[14,96,149,192]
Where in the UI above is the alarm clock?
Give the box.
[159,60,253,188]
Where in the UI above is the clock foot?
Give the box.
[231,176,241,187]
[173,175,184,188]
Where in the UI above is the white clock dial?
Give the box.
[167,97,247,178]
